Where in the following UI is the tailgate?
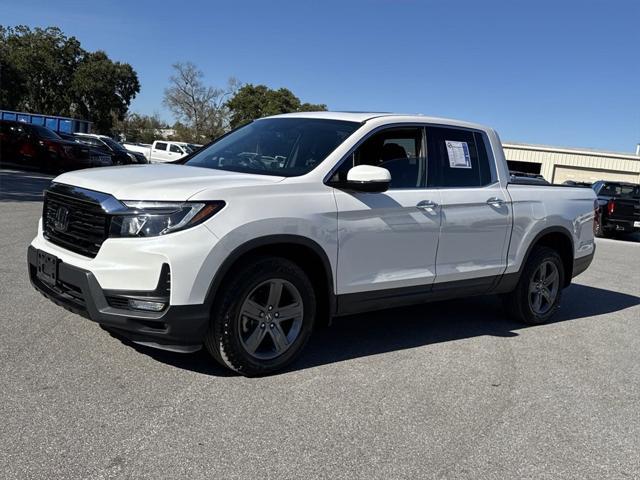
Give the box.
[611,198,640,221]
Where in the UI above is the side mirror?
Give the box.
[344,165,391,193]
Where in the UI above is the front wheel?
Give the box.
[204,257,316,376]
[504,246,564,325]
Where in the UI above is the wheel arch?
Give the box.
[204,234,336,320]
[529,228,574,286]
[496,226,575,292]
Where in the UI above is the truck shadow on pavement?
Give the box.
[0,169,53,201]
[123,283,639,376]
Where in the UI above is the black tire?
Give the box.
[503,246,565,325]
[204,256,316,376]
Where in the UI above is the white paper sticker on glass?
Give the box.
[445,141,472,169]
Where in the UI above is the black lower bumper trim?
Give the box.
[602,219,640,232]
[28,246,209,349]
[573,248,595,278]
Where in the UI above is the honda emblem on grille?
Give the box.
[54,206,70,232]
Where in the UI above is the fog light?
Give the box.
[128,299,166,312]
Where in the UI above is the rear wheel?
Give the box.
[204,257,316,376]
[504,246,564,325]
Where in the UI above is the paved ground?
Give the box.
[1,169,639,479]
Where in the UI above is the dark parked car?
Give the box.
[73,133,148,165]
[0,120,113,173]
[592,180,640,237]
[562,180,593,187]
[509,171,550,185]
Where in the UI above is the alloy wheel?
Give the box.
[528,260,560,315]
[237,279,304,360]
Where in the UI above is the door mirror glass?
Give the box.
[345,165,391,192]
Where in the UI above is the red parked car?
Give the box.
[0,120,113,173]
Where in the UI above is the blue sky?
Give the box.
[2,0,639,152]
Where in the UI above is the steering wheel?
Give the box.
[236,153,267,170]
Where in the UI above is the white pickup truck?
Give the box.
[123,140,192,163]
[28,112,597,376]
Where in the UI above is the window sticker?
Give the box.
[445,140,472,169]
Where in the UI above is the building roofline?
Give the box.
[503,141,640,161]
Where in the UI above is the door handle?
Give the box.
[416,200,438,211]
[486,197,505,207]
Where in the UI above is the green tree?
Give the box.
[0,27,26,110]
[226,84,326,129]
[0,26,82,114]
[0,25,140,133]
[70,51,140,132]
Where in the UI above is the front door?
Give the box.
[331,126,442,295]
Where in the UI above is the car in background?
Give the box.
[509,171,549,185]
[592,180,640,237]
[0,120,112,173]
[73,133,148,165]
[562,180,593,187]
[123,140,192,163]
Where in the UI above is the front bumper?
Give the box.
[28,246,209,351]
[31,218,219,305]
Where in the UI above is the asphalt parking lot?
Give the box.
[1,168,639,480]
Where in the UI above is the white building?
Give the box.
[503,142,640,184]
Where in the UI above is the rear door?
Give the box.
[332,126,442,296]
[426,125,512,291]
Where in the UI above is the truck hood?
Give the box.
[54,164,285,201]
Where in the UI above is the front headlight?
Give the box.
[109,201,225,237]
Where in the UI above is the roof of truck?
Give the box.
[266,111,491,131]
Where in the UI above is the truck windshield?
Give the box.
[184,118,361,176]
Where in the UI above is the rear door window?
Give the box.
[426,126,493,187]
[155,142,167,151]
